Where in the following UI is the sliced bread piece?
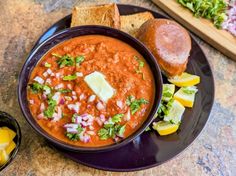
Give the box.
[121,12,154,37]
[71,4,120,29]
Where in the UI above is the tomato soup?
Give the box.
[27,35,155,147]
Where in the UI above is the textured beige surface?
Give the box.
[0,0,235,176]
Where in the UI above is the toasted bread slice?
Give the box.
[71,4,120,29]
[121,12,154,37]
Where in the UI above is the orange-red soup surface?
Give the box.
[27,35,155,147]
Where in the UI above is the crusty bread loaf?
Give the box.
[120,12,154,37]
[71,4,120,29]
[137,19,191,77]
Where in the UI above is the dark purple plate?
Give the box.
[29,4,214,172]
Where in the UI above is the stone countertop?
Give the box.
[0,0,235,175]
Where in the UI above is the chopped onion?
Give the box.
[72,91,76,96]
[88,95,96,102]
[95,117,103,126]
[81,134,90,143]
[43,71,48,78]
[96,102,105,111]
[86,131,95,135]
[124,109,131,121]
[72,96,77,100]
[52,107,62,122]
[45,78,51,85]
[89,125,94,130]
[37,113,44,119]
[75,116,82,124]
[59,98,65,105]
[33,76,44,84]
[66,128,78,134]
[81,121,88,127]
[29,99,34,104]
[46,68,52,75]
[67,102,80,113]
[40,103,45,112]
[100,114,106,122]
[67,84,72,89]
[55,83,64,90]
[64,96,72,101]
[76,72,83,77]
[52,92,61,104]
[64,123,78,129]
[79,93,85,100]
[116,100,123,109]
[42,93,47,100]
[55,72,61,78]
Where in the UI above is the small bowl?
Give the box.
[18,25,163,152]
[0,111,21,171]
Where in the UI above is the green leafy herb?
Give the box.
[55,54,75,68]
[126,96,149,115]
[145,126,151,132]
[58,89,72,93]
[134,56,145,79]
[112,114,124,123]
[117,125,126,136]
[182,86,198,95]
[43,97,57,118]
[52,53,62,58]
[177,0,227,28]
[44,62,51,68]
[126,95,135,106]
[65,124,83,141]
[98,128,109,140]
[29,83,43,93]
[75,56,85,65]
[98,114,126,140]
[63,74,77,81]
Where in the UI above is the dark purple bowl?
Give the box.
[18,25,163,152]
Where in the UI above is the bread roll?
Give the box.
[137,19,191,77]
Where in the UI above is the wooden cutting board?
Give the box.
[152,0,236,60]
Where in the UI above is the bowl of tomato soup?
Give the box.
[18,26,162,152]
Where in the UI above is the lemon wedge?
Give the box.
[162,84,175,102]
[5,141,16,155]
[0,129,10,150]
[168,72,200,87]
[153,121,179,136]
[174,86,198,108]
[0,150,9,165]
[1,127,16,141]
[163,99,185,124]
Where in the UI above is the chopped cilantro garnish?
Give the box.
[29,83,43,93]
[44,62,51,68]
[58,89,72,93]
[98,113,126,140]
[52,53,62,58]
[43,96,57,118]
[75,56,85,65]
[29,83,51,94]
[145,126,151,132]
[55,54,75,68]
[63,74,77,81]
[126,96,149,115]
[134,56,145,79]
[112,114,124,123]
[65,124,83,141]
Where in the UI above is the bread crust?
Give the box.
[137,19,191,77]
[71,4,120,29]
